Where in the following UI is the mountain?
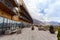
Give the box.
[48,21,60,26]
[33,19,44,25]
[33,19,60,26]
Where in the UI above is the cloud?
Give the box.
[24,0,60,22]
[44,0,60,22]
[24,0,45,21]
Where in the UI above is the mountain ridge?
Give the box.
[33,19,60,26]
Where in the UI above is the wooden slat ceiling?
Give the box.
[0,2,15,15]
[8,0,17,7]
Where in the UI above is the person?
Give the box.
[31,26,34,30]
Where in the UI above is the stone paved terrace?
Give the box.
[0,27,57,40]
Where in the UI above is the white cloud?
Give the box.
[24,0,44,21]
[44,0,60,22]
[24,0,60,22]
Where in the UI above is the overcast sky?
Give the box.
[0,0,60,23]
[24,0,60,22]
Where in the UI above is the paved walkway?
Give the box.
[0,27,57,40]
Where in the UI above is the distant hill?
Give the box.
[33,19,44,25]
[48,21,60,26]
[33,19,60,26]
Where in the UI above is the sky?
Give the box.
[0,0,60,23]
[24,0,60,22]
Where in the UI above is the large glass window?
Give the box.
[0,17,3,31]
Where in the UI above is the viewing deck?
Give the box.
[0,27,57,40]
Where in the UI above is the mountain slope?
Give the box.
[33,19,60,26]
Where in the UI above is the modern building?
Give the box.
[0,0,33,34]
[0,0,33,23]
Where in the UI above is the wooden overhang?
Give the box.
[22,0,33,21]
[17,0,33,23]
[7,0,33,23]
[19,14,32,23]
[8,0,17,7]
[0,2,16,15]
[20,5,33,23]
[19,10,33,23]
[0,9,32,24]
